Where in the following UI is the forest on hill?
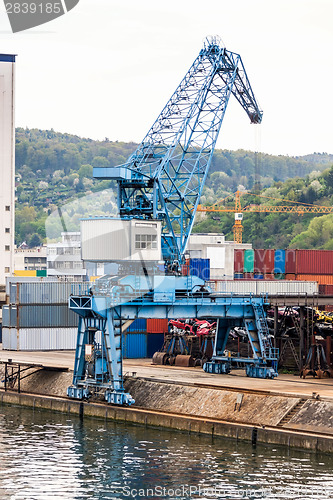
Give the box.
[15,127,333,248]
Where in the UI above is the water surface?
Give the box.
[0,404,332,499]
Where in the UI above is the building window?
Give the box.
[5,228,10,233]
[5,206,10,211]
[135,234,157,250]
[4,267,10,273]
[5,245,10,251]
[47,248,57,255]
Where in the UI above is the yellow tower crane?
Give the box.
[197,190,333,244]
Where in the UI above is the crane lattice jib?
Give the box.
[94,37,262,262]
[197,205,333,214]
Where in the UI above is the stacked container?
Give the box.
[285,249,333,285]
[2,279,88,351]
[122,318,166,358]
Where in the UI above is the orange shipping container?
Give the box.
[285,274,296,280]
[146,318,169,333]
[296,274,333,285]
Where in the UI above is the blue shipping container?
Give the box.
[274,249,286,274]
[147,333,165,358]
[123,333,147,358]
[189,258,210,281]
[2,306,10,328]
[253,274,264,279]
[126,319,147,333]
[234,273,244,280]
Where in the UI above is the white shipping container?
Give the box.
[211,280,318,295]
[2,327,78,350]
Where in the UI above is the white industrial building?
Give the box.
[187,233,252,279]
[14,246,47,272]
[47,232,86,281]
[0,54,15,286]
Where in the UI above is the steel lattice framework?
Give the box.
[95,36,262,263]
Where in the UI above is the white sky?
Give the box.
[0,0,332,156]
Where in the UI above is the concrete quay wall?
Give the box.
[1,368,333,454]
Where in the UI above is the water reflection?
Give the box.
[0,404,332,499]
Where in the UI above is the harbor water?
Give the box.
[0,404,332,499]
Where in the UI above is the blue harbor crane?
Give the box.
[67,37,278,405]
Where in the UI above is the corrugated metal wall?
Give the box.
[147,333,164,357]
[189,259,210,281]
[243,250,254,273]
[214,280,318,295]
[274,250,286,274]
[126,319,147,333]
[146,318,168,333]
[2,305,78,328]
[9,281,89,305]
[123,333,147,358]
[2,327,78,350]
[233,249,244,273]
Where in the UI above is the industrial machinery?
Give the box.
[152,318,216,367]
[67,36,278,406]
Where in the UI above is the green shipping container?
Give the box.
[36,270,47,277]
[274,273,285,280]
[243,250,254,273]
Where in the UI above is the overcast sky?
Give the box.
[0,0,331,156]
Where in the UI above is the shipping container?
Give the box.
[234,273,243,279]
[233,249,244,273]
[243,273,254,279]
[274,273,285,280]
[253,274,264,279]
[36,270,47,277]
[123,333,147,358]
[254,249,274,274]
[6,276,58,295]
[147,333,165,358]
[126,318,147,333]
[243,250,254,273]
[214,280,318,295]
[2,306,9,329]
[181,263,189,276]
[274,250,286,274]
[189,258,210,281]
[2,304,78,328]
[295,250,333,275]
[319,285,333,295]
[2,327,78,350]
[9,281,89,305]
[216,280,257,294]
[285,249,296,274]
[264,249,275,274]
[146,318,168,333]
[295,274,333,285]
[256,280,318,295]
[285,274,296,280]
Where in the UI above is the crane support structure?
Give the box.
[94,36,262,264]
[67,38,271,405]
